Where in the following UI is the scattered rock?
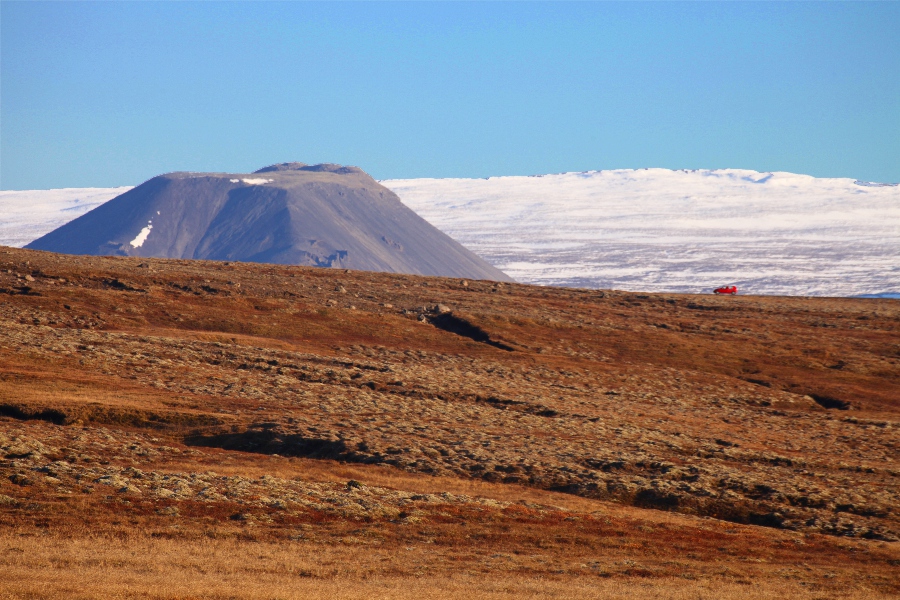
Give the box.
[8,474,32,486]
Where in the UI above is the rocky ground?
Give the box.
[0,246,898,597]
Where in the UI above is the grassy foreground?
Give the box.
[1,246,897,598]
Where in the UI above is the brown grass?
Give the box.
[1,531,894,600]
[1,247,898,598]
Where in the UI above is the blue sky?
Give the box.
[2,1,898,189]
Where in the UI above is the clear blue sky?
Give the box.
[2,1,898,189]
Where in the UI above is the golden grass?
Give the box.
[1,531,890,600]
[2,247,899,599]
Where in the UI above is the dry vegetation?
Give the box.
[0,246,898,598]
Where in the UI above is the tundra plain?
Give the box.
[0,246,897,599]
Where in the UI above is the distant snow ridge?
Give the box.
[382,169,900,297]
[2,168,898,297]
[0,187,132,248]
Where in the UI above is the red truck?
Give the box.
[714,285,738,295]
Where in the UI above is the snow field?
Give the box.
[382,169,900,297]
[2,168,897,296]
[0,187,133,249]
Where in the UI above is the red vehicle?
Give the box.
[714,285,738,295]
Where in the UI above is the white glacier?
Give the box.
[0,186,132,248]
[381,168,900,297]
[1,168,898,297]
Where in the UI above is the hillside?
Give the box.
[24,163,511,281]
[0,246,898,599]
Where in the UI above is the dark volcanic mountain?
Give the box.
[26,162,512,281]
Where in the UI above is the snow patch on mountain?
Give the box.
[129,221,153,248]
[230,178,273,185]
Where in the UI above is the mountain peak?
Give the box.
[26,164,511,281]
[253,162,365,175]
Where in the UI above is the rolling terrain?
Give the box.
[0,246,898,599]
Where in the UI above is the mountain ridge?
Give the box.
[382,167,900,296]
[8,166,898,295]
[25,164,511,281]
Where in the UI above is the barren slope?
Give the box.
[24,163,511,281]
[0,246,897,598]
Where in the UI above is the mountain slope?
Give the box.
[24,163,511,281]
